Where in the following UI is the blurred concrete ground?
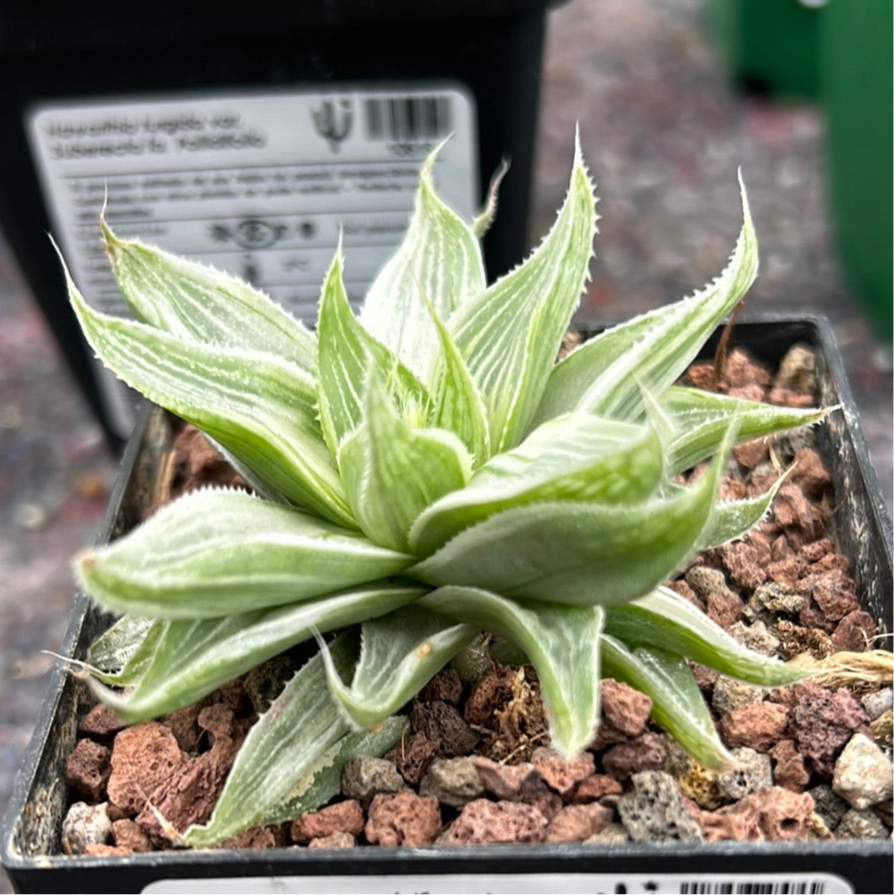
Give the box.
[0,1,890,890]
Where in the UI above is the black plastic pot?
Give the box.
[2,317,892,894]
[0,1,559,449]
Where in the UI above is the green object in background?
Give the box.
[706,0,826,99]
[821,0,893,341]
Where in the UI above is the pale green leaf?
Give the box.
[338,371,472,551]
[183,633,398,845]
[533,172,757,426]
[664,385,830,474]
[698,472,788,549]
[66,269,352,525]
[99,220,315,368]
[85,615,159,681]
[359,143,486,379]
[601,635,735,769]
[319,606,478,730]
[451,133,598,452]
[410,446,725,607]
[410,413,664,556]
[87,583,425,724]
[604,585,810,686]
[76,489,412,619]
[258,716,407,829]
[426,301,491,466]
[315,246,430,456]
[420,587,602,755]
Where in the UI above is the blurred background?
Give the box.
[1,1,890,889]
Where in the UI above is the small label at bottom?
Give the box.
[143,871,854,894]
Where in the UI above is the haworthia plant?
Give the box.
[63,133,829,845]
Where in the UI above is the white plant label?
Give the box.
[143,871,855,894]
[27,85,478,435]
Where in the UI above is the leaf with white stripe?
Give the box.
[602,635,735,769]
[338,369,472,551]
[87,583,425,723]
[316,246,430,456]
[664,385,829,474]
[450,133,597,453]
[533,172,757,426]
[410,413,663,556]
[427,301,491,466]
[75,489,412,619]
[319,606,478,730]
[359,143,486,380]
[66,268,351,525]
[421,587,602,755]
[410,446,725,607]
[184,633,405,845]
[604,585,809,686]
[100,220,315,367]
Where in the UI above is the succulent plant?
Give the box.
[62,134,827,845]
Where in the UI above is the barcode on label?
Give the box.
[680,882,826,894]
[364,95,452,142]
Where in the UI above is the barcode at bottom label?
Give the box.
[143,871,854,894]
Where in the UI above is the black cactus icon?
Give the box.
[312,98,353,153]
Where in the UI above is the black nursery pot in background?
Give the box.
[2,316,892,895]
[0,0,557,448]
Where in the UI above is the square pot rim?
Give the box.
[3,313,892,890]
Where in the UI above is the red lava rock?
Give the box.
[221,826,285,849]
[789,448,831,498]
[706,588,745,629]
[386,732,439,787]
[65,738,111,801]
[595,679,653,746]
[832,610,877,653]
[471,757,539,800]
[733,438,769,470]
[441,799,548,845]
[699,799,763,842]
[419,667,464,706]
[291,800,364,844]
[135,704,241,843]
[570,773,624,804]
[789,683,870,777]
[772,482,826,540]
[463,669,514,727]
[107,722,186,816]
[720,542,767,593]
[743,787,815,840]
[685,361,717,391]
[667,579,705,612]
[308,832,357,849]
[726,349,772,389]
[601,733,668,780]
[719,702,789,752]
[767,388,816,408]
[545,802,614,842]
[766,557,805,588]
[698,787,814,842]
[411,700,480,758]
[110,818,153,852]
[78,704,125,740]
[161,697,216,753]
[769,739,811,792]
[801,569,859,623]
[516,776,564,820]
[365,790,442,847]
[531,747,595,796]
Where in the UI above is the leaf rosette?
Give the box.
[62,132,828,844]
